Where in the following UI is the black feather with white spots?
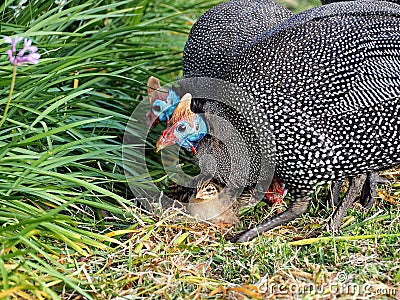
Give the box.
[182,1,400,241]
[183,0,292,79]
[226,1,400,197]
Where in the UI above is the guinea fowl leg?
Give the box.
[328,174,367,232]
[330,179,345,207]
[231,194,311,243]
[360,172,388,209]
[330,171,386,210]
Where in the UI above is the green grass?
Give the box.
[0,0,399,299]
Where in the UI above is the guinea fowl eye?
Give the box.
[177,124,186,132]
[153,105,161,112]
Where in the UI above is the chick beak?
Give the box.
[155,129,177,152]
[195,189,204,199]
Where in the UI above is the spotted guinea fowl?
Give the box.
[157,92,288,214]
[147,0,293,210]
[151,0,384,213]
[146,0,292,127]
[157,0,400,242]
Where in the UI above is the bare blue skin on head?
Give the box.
[151,90,181,122]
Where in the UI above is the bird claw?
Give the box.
[330,179,345,206]
[230,196,311,243]
[330,172,386,211]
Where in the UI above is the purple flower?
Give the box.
[4,36,40,66]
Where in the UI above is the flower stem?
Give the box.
[0,64,17,129]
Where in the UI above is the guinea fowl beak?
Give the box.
[155,137,175,152]
[155,129,177,152]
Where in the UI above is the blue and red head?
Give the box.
[146,76,180,127]
[155,93,207,154]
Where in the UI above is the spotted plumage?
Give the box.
[183,0,293,79]
[162,1,400,242]
[321,0,398,213]
[228,0,400,241]
[322,0,399,4]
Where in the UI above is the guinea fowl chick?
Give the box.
[187,179,240,225]
[187,177,288,225]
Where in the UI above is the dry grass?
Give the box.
[62,169,400,299]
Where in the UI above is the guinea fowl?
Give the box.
[149,0,383,216]
[187,178,243,225]
[322,0,399,4]
[156,1,400,242]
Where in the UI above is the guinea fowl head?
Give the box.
[155,93,207,154]
[146,77,180,127]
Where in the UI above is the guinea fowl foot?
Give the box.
[264,177,287,213]
[231,196,311,243]
[330,179,345,206]
[330,172,387,209]
[329,172,388,231]
[328,174,367,232]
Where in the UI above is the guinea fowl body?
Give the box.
[227,1,400,241]
[183,0,293,79]
[227,0,400,190]
[169,1,400,241]
[322,0,399,4]
[320,0,397,217]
